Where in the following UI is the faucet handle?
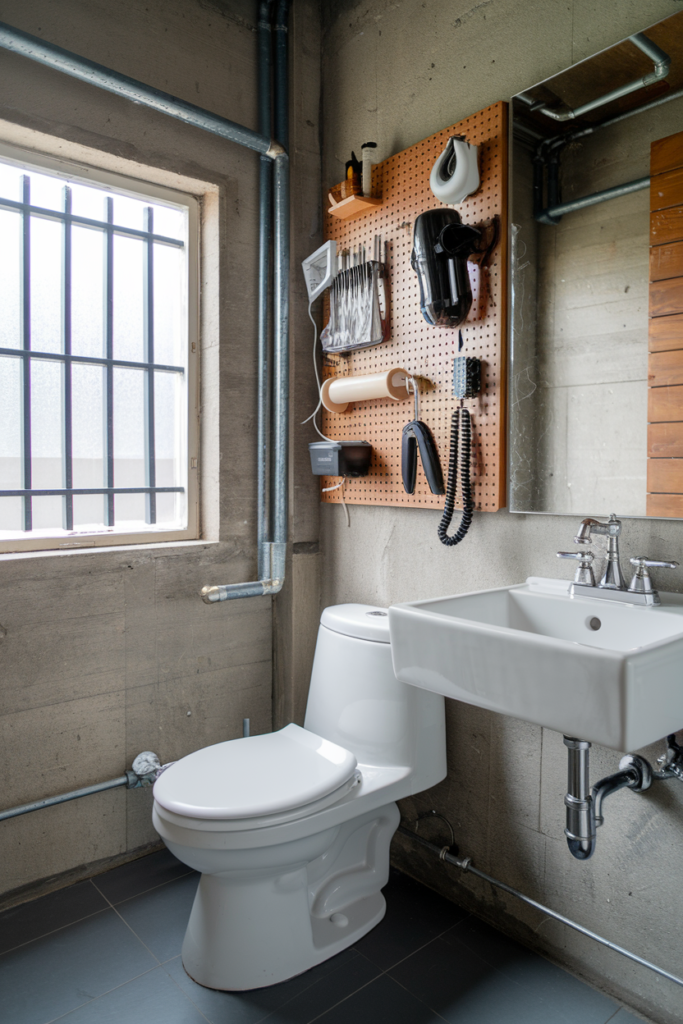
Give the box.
[557,550,595,586]
[628,556,678,595]
[629,556,678,570]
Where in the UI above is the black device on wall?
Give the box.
[410,210,480,328]
[437,356,481,546]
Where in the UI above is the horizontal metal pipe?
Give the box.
[0,776,129,821]
[532,33,670,123]
[566,85,683,145]
[0,21,282,157]
[397,825,683,989]
[543,175,650,219]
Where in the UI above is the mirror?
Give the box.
[509,10,683,517]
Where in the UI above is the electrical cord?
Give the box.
[302,299,333,441]
[321,475,350,526]
[437,406,474,546]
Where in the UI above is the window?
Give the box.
[0,147,198,553]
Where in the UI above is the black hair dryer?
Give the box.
[410,209,480,328]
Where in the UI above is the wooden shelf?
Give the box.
[327,194,383,220]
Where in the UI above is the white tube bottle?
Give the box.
[361,142,377,197]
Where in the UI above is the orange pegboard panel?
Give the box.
[320,100,508,511]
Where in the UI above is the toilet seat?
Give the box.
[153,723,358,823]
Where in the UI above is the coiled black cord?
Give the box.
[437,407,474,546]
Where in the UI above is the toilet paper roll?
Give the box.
[321,368,409,413]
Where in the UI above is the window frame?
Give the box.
[0,141,200,554]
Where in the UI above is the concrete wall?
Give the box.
[0,0,321,903]
[319,3,683,1022]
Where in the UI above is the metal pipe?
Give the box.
[0,21,282,158]
[1,751,170,821]
[564,737,596,860]
[397,825,683,990]
[0,776,130,821]
[542,175,650,221]
[257,1,274,581]
[530,33,670,123]
[274,1,290,151]
[561,85,683,147]
[202,4,290,604]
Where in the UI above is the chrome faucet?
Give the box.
[557,513,678,606]
[573,514,625,590]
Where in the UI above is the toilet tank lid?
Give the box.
[321,604,391,643]
[153,724,357,820]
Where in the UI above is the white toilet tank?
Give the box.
[304,604,446,794]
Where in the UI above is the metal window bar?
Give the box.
[21,174,31,532]
[144,206,156,524]
[104,196,115,526]
[0,347,184,372]
[0,181,187,531]
[0,194,184,247]
[63,184,73,530]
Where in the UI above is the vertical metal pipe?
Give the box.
[21,175,32,532]
[274,1,290,152]
[272,151,289,559]
[271,0,290,579]
[257,1,274,580]
[63,185,74,531]
[564,737,596,860]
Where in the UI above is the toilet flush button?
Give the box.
[330,913,349,928]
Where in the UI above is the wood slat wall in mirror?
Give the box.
[648,129,683,517]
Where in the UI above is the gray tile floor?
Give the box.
[0,849,645,1024]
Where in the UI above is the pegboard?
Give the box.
[320,101,508,511]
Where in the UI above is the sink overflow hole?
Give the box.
[588,617,602,631]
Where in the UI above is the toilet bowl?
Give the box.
[152,604,447,991]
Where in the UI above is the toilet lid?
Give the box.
[153,723,357,820]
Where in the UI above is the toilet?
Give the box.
[152,604,447,991]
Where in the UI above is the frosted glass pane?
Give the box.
[154,245,184,366]
[114,194,146,230]
[71,226,105,358]
[31,359,63,490]
[0,211,22,349]
[0,162,22,201]
[30,217,63,353]
[32,494,63,529]
[70,182,105,221]
[113,235,144,362]
[29,171,65,212]
[153,204,185,239]
[0,497,22,533]
[72,363,104,489]
[73,493,107,530]
[114,492,145,524]
[113,367,145,486]
[154,371,180,471]
[0,356,21,486]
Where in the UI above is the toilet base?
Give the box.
[174,803,399,991]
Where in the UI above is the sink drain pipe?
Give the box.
[396,824,683,989]
[563,734,683,861]
[0,752,172,822]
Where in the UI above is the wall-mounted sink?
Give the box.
[389,578,683,751]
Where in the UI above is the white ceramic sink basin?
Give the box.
[389,577,683,751]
